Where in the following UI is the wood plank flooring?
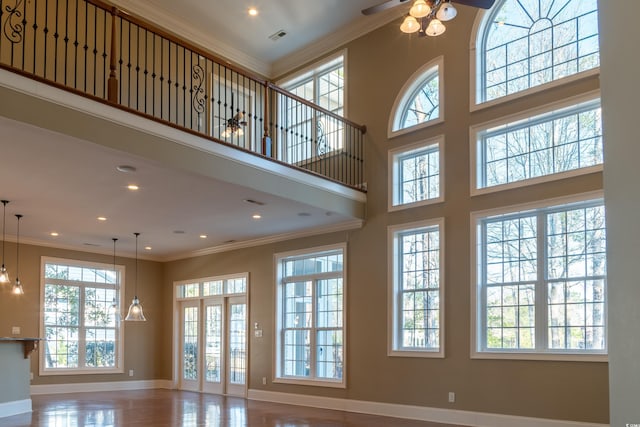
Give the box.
[1,389,463,426]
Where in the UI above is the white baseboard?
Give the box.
[247,390,609,427]
[0,398,32,418]
[31,379,173,395]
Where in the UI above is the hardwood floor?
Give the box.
[1,389,462,427]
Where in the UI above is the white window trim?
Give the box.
[174,273,249,300]
[388,56,444,139]
[277,49,348,117]
[469,90,603,196]
[468,6,601,112]
[273,243,347,389]
[388,135,445,212]
[171,273,249,390]
[388,218,445,358]
[469,191,607,362]
[39,256,126,376]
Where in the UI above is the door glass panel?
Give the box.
[205,305,222,383]
[183,306,199,380]
[228,303,246,385]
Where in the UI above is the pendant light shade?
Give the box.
[436,0,457,21]
[0,200,9,284]
[125,232,146,321]
[12,214,24,295]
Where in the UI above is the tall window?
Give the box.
[280,54,344,163]
[473,196,606,358]
[477,0,599,103]
[389,219,444,357]
[389,57,443,137]
[40,257,124,374]
[474,96,602,192]
[389,137,443,209]
[275,244,346,387]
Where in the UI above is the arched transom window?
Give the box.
[389,57,443,136]
[478,0,599,103]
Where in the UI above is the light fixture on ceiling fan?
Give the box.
[362,0,496,37]
[221,93,247,138]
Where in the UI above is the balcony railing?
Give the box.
[0,0,366,190]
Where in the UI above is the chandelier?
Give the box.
[400,0,458,37]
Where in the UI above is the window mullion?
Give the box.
[479,220,488,351]
[78,285,86,369]
[310,278,317,380]
[536,212,547,351]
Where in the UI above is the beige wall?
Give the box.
[0,1,611,424]
[0,241,164,385]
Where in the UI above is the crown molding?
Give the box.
[270,8,406,78]
[164,219,364,262]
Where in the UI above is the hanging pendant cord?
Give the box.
[15,214,21,280]
[134,232,139,297]
[1,200,7,265]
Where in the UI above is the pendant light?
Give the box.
[12,214,24,295]
[125,232,146,321]
[0,200,9,283]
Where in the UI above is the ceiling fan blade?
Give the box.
[453,0,497,9]
[362,0,410,16]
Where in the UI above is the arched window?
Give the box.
[477,0,599,104]
[389,57,443,137]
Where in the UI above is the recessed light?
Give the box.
[200,234,207,239]
[248,7,258,16]
[127,184,139,191]
[252,214,262,219]
[97,216,107,221]
[144,246,152,250]
[50,232,59,237]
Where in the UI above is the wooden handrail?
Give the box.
[267,83,368,133]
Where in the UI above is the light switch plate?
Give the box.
[11,326,20,335]
[254,329,263,338]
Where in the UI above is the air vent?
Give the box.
[268,30,287,41]
[243,198,265,206]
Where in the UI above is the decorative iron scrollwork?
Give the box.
[3,0,24,44]
[316,120,327,157]
[191,64,206,115]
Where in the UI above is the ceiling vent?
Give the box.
[269,30,287,41]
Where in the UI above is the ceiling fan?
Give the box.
[218,93,247,139]
[362,0,496,16]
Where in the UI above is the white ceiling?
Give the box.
[1,1,405,261]
[111,0,407,77]
[0,115,360,260]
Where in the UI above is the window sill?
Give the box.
[471,350,607,362]
[39,367,124,376]
[273,377,346,389]
[388,349,444,359]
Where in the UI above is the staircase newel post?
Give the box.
[107,7,119,103]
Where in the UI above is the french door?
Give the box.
[179,296,247,396]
